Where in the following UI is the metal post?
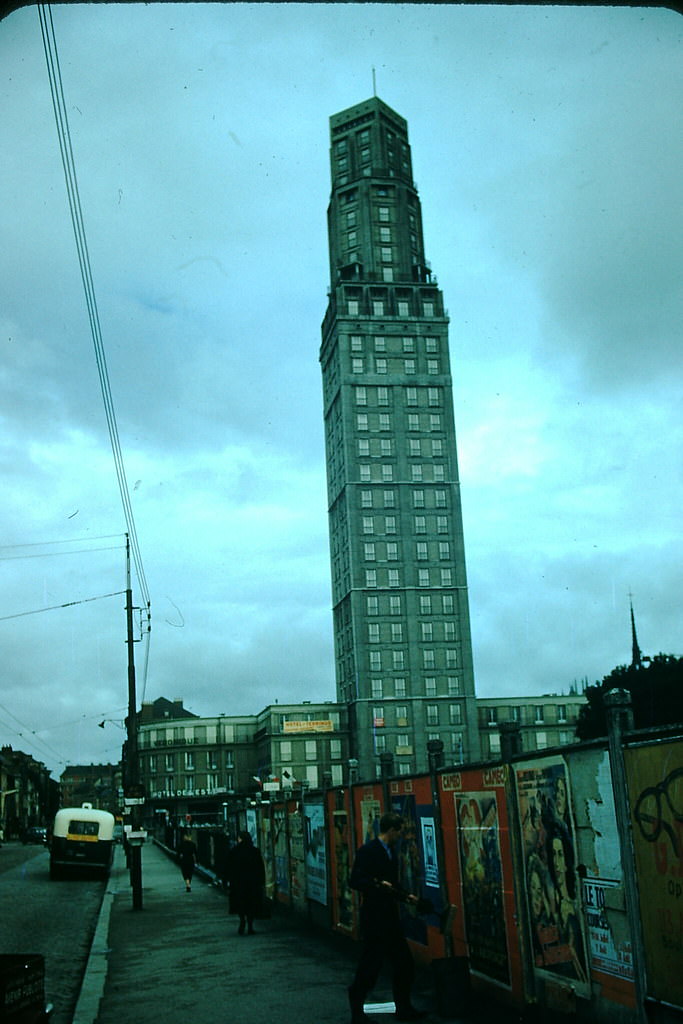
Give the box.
[426,740,453,955]
[379,751,394,812]
[125,535,143,910]
[604,689,647,1024]
[499,721,522,762]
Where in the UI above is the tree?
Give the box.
[576,654,683,740]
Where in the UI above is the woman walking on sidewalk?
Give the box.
[227,831,265,935]
[178,831,197,892]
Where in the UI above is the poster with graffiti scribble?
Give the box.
[515,758,589,991]
[455,791,509,984]
[625,739,683,1009]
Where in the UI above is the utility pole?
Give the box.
[125,534,143,909]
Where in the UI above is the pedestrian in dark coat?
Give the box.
[227,831,266,935]
[347,812,425,1023]
[178,831,197,892]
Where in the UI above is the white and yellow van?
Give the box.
[50,803,115,879]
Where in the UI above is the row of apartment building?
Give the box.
[0,745,59,837]
[133,691,585,825]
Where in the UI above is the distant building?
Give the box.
[319,96,480,780]
[477,692,586,758]
[59,763,121,814]
[133,690,586,826]
[137,700,259,825]
[136,698,350,825]
[138,696,199,724]
[1,746,58,836]
[254,702,350,790]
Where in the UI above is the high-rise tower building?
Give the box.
[319,97,480,778]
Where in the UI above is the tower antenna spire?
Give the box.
[372,65,377,97]
[629,591,642,669]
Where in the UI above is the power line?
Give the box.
[0,533,124,552]
[37,5,150,616]
[0,546,122,562]
[0,590,126,623]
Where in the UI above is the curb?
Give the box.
[71,846,127,1024]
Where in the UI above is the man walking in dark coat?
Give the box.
[227,831,266,935]
[348,811,426,1023]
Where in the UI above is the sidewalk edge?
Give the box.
[71,845,127,1024]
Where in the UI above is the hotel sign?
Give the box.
[283,719,334,734]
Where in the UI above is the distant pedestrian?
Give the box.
[347,812,425,1023]
[178,831,197,892]
[227,831,265,935]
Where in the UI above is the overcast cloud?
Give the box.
[1,3,681,777]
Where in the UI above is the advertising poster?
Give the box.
[582,752,633,982]
[455,791,509,984]
[516,758,589,990]
[289,809,307,908]
[260,814,274,893]
[332,808,354,931]
[391,793,435,945]
[625,739,683,1009]
[582,877,633,981]
[360,797,381,843]
[245,807,258,846]
[304,801,327,905]
[273,807,289,896]
[420,818,439,886]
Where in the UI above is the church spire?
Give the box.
[629,593,642,669]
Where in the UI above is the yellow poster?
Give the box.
[625,740,683,1008]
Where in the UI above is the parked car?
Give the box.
[24,826,48,845]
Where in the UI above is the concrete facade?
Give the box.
[320,97,480,778]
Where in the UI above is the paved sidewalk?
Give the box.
[72,841,517,1024]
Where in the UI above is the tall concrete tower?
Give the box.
[319,97,480,779]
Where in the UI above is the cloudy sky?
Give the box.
[1,3,681,777]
